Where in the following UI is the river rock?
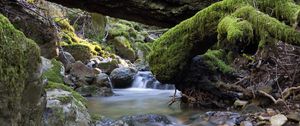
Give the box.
[96,58,119,74]
[42,57,53,72]
[76,85,113,97]
[59,51,76,71]
[116,114,173,126]
[234,99,248,108]
[45,89,91,126]
[240,121,253,126]
[93,73,113,88]
[189,111,242,126]
[110,67,138,88]
[270,114,287,126]
[70,61,99,81]
[286,112,300,122]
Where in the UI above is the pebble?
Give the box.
[258,115,270,121]
[286,112,300,122]
[234,99,248,108]
[270,114,287,126]
[240,121,253,126]
[266,108,277,116]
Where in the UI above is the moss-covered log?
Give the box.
[46,0,219,27]
[148,0,300,84]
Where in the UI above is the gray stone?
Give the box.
[110,67,138,88]
[287,112,300,122]
[94,73,113,88]
[70,61,99,81]
[270,114,287,126]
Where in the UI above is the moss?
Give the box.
[108,23,131,38]
[43,59,64,83]
[148,0,238,83]
[202,49,234,74]
[62,44,94,61]
[45,81,87,106]
[57,95,72,104]
[217,16,253,48]
[55,17,112,60]
[135,42,152,60]
[233,5,300,46]
[109,36,136,61]
[26,0,36,4]
[91,113,104,123]
[87,13,107,42]
[255,0,300,25]
[148,0,300,84]
[0,14,41,123]
[52,107,65,123]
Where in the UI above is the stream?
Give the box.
[86,71,204,125]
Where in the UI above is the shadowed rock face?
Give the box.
[0,0,59,58]
[46,0,219,27]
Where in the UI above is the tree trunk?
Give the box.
[46,0,219,27]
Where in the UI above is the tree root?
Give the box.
[259,85,300,105]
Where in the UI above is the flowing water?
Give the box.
[87,71,203,124]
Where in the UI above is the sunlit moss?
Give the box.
[55,17,112,60]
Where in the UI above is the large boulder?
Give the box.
[110,67,138,88]
[44,88,91,126]
[0,14,45,126]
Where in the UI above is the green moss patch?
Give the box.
[43,59,64,83]
[202,49,234,74]
[0,14,41,123]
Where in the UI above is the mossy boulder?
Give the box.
[108,36,136,62]
[44,88,91,126]
[62,44,94,62]
[0,14,45,125]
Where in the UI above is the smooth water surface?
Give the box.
[87,71,204,124]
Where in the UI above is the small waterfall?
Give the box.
[131,71,175,90]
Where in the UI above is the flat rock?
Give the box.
[270,114,287,126]
[287,112,300,122]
